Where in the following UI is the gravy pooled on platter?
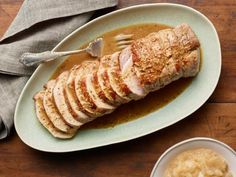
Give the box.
[51,23,195,129]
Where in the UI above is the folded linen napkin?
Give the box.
[0,0,117,139]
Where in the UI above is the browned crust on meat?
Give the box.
[173,23,200,52]
[131,34,167,87]
[131,24,200,91]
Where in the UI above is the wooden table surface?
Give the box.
[1,0,236,176]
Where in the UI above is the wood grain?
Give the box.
[0,0,236,177]
[1,104,236,177]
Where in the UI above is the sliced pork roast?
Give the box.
[65,65,91,123]
[74,60,113,117]
[101,53,130,103]
[53,71,83,127]
[97,55,126,105]
[34,23,200,138]
[108,52,144,100]
[34,91,76,139]
[43,80,75,133]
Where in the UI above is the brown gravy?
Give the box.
[51,23,195,129]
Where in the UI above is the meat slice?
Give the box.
[97,65,121,106]
[53,71,83,127]
[43,80,75,133]
[91,71,116,106]
[98,55,127,105]
[34,91,75,139]
[86,71,115,113]
[119,46,147,98]
[74,61,105,117]
[108,52,145,100]
[106,52,131,102]
[65,65,91,123]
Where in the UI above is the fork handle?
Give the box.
[19,49,85,67]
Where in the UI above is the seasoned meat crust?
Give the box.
[130,23,200,91]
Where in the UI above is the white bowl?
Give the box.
[150,137,236,177]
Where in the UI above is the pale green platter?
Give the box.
[14,3,221,152]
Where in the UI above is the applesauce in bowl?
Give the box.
[151,138,236,177]
[164,148,232,177]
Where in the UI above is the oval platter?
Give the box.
[14,3,221,152]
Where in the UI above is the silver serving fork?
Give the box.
[20,34,133,67]
[19,38,104,67]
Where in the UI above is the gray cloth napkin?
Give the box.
[0,0,117,139]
